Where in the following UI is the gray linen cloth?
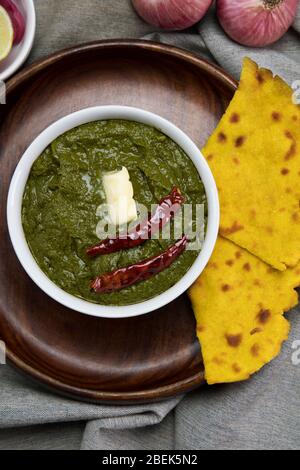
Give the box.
[0,0,299,450]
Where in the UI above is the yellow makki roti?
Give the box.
[190,58,300,385]
[189,236,300,385]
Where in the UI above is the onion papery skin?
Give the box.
[217,0,299,47]
[132,0,213,31]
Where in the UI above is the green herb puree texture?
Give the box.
[22,120,207,306]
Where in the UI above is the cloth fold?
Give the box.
[0,366,181,430]
[0,0,299,450]
[84,309,300,450]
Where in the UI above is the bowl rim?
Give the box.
[0,0,36,81]
[7,105,219,318]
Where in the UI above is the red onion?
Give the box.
[217,0,299,47]
[131,0,213,30]
[0,0,25,44]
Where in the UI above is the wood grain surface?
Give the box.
[0,40,237,403]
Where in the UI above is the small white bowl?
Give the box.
[0,0,36,82]
[7,106,219,318]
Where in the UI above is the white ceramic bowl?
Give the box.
[7,106,219,318]
[0,0,36,81]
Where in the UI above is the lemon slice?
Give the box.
[0,6,13,61]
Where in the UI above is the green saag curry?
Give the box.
[22,120,206,306]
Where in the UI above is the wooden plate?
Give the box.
[0,40,237,403]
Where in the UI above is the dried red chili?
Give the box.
[91,236,188,294]
[86,187,184,257]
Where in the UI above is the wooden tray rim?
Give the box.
[3,39,238,403]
